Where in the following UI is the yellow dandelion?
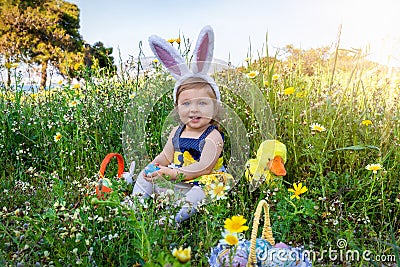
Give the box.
[296,92,306,98]
[167,38,175,44]
[220,230,239,246]
[175,38,181,44]
[288,183,308,199]
[246,71,259,79]
[365,163,383,174]
[310,123,326,132]
[361,120,373,126]
[263,80,269,87]
[172,246,191,263]
[272,74,280,81]
[283,87,295,95]
[73,62,82,71]
[152,58,159,63]
[209,182,230,200]
[54,132,62,142]
[224,215,249,233]
[68,100,79,107]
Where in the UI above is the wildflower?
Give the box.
[272,73,280,81]
[172,246,191,263]
[365,163,383,174]
[129,92,137,99]
[263,80,269,87]
[54,132,62,142]
[246,71,259,79]
[68,100,79,107]
[58,80,63,85]
[288,182,308,199]
[73,62,82,71]
[167,38,175,44]
[209,182,230,200]
[296,92,306,98]
[175,38,181,44]
[73,83,81,89]
[310,123,326,132]
[152,58,159,63]
[283,87,295,95]
[224,215,249,233]
[5,62,19,69]
[220,230,239,246]
[244,57,251,63]
[361,120,373,126]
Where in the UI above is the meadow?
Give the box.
[1,41,399,266]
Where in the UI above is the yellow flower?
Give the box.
[220,230,239,246]
[288,182,308,199]
[224,215,249,233]
[152,58,159,63]
[365,163,383,174]
[209,182,230,200]
[283,87,295,95]
[263,80,269,87]
[175,38,181,44]
[54,132,62,142]
[310,123,326,132]
[58,79,63,85]
[73,83,81,89]
[246,71,259,79]
[167,38,175,44]
[361,120,373,126]
[69,100,79,107]
[296,92,306,98]
[73,62,82,71]
[5,62,19,69]
[172,246,191,263]
[272,74,280,81]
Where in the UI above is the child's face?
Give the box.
[176,85,216,131]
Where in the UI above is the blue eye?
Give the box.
[181,102,190,106]
[199,101,208,105]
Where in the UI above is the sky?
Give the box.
[68,0,400,67]
[69,0,400,67]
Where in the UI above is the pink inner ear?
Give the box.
[154,44,181,76]
[197,34,209,72]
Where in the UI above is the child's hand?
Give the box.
[143,166,174,182]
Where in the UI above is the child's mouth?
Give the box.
[189,117,201,122]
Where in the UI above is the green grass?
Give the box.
[1,44,399,266]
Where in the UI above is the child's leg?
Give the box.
[174,184,205,223]
[131,171,154,198]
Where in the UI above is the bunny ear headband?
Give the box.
[148,25,220,102]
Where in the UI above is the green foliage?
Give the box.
[0,40,399,266]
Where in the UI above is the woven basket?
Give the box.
[247,199,275,267]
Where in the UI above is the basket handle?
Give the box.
[99,153,125,179]
[247,199,275,267]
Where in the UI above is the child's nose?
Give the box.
[189,103,199,112]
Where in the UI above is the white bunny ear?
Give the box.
[148,35,190,79]
[191,25,214,74]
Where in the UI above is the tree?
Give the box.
[84,42,117,76]
[0,0,83,89]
